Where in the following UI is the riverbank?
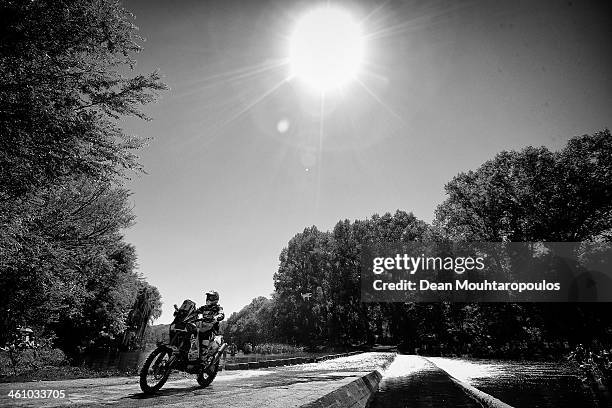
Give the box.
[0,365,138,384]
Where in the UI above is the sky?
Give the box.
[120,0,611,323]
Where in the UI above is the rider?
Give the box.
[197,290,225,339]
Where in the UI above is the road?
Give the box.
[0,353,395,408]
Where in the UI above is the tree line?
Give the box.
[226,130,612,357]
[0,0,165,354]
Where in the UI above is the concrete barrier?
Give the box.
[248,361,260,369]
[446,375,514,408]
[238,362,249,370]
[300,370,383,408]
[224,363,239,371]
[424,357,514,408]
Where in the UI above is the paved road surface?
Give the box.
[0,353,394,408]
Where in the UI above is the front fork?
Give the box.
[200,342,227,373]
[211,343,228,366]
[164,354,177,375]
[155,345,176,375]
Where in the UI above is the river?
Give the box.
[369,355,601,408]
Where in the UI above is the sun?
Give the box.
[289,6,364,93]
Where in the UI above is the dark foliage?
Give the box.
[227,131,612,357]
[0,0,165,355]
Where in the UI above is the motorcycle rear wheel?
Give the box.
[140,346,173,394]
[197,360,219,387]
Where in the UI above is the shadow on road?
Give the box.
[124,385,204,400]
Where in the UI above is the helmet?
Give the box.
[205,290,219,305]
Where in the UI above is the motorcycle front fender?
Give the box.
[156,344,175,355]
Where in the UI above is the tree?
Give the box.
[0,177,145,351]
[434,130,612,350]
[435,130,612,241]
[123,281,162,350]
[0,0,167,199]
[273,227,335,345]
[0,0,166,353]
[225,297,275,347]
[226,131,612,355]
[270,212,430,347]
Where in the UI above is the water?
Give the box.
[369,355,482,408]
[225,351,328,364]
[78,350,330,372]
[428,357,598,408]
[370,355,599,408]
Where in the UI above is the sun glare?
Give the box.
[289,6,364,93]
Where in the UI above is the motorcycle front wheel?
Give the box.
[197,360,219,388]
[139,346,173,394]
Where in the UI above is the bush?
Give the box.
[0,348,69,378]
[247,343,303,355]
[568,344,612,387]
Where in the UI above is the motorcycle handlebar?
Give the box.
[187,317,216,326]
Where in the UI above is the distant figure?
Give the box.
[301,293,312,301]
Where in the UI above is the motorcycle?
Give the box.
[139,299,227,394]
